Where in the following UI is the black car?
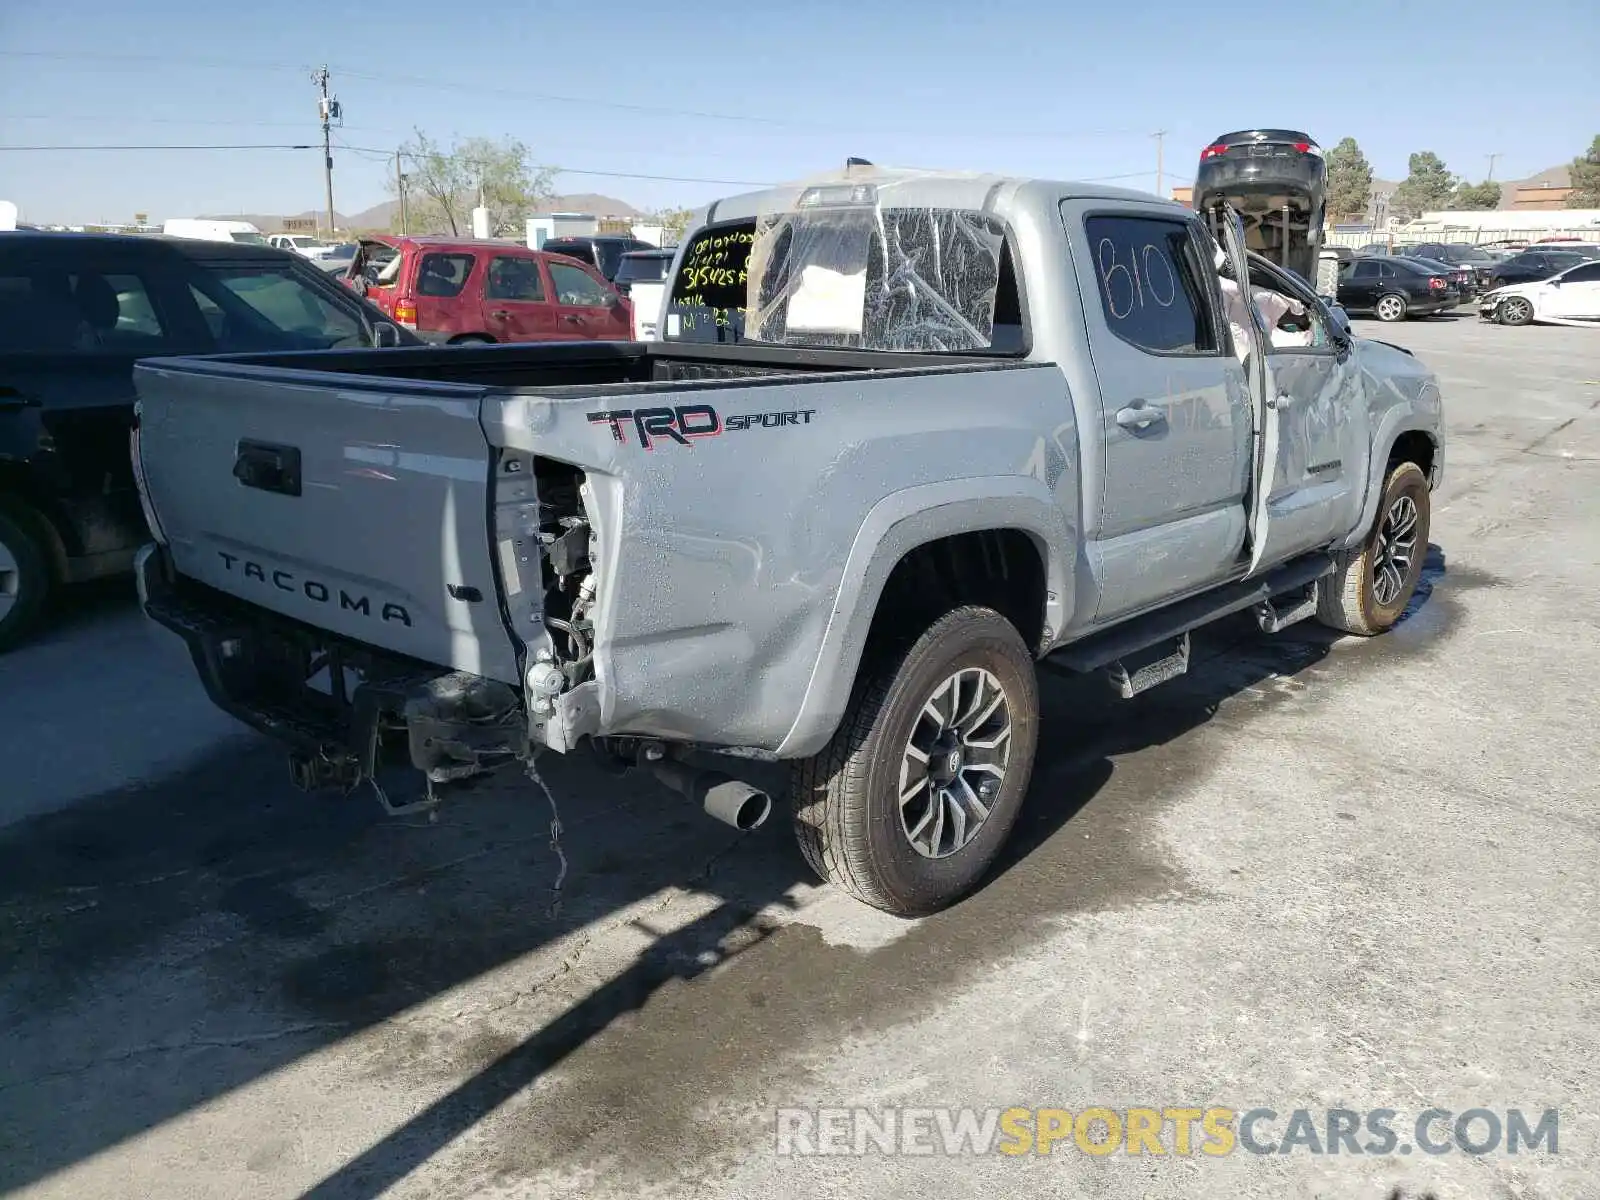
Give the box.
[610,248,675,297]
[1195,129,1328,284]
[1398,256,1476,298]
[1336,256,1458,322]
[1484,250,1590,289]
[0,233,415,650]
[539,235,657,282]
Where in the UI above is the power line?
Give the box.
[0,142,317,151]
[0,137,1156,191]
[1,47,1154,143]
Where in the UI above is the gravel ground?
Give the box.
[2,313,1597,1200]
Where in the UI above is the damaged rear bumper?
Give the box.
[136,544,526,784]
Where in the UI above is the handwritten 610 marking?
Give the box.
[1097,237,1180,321]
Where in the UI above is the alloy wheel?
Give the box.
[1372,493,1420,607]
[0,539,18,621]
[898,666,1013,859]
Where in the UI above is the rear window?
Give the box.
[416,252,475,298]
[665,222,755,340]
[0,269,170,354]
[665,213,1026,354]
[615,253,672,285]
[229,231,267,245]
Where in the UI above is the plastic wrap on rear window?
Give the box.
[744,200,1005,352]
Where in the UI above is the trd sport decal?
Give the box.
[587,405,817,449]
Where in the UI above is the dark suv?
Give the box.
[0,233,413,650]
[539,235,657,281]
[1401,243,1499,295]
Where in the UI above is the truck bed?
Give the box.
[133,337,1066,760]
[180,338,1029,393]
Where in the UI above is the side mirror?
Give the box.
[372,321,402,348]
[1325,302,1354,343]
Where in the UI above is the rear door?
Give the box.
[482,254,559,343]
[547,259,630,340]
[135,361,521,682]
[1340,260,1380,308]
[1066,204,1252,621]
[412,250,478,339]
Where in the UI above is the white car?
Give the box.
[267,233,334,261]
[1479,259,1600,327]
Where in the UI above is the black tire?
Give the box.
[1316,461,1430,636]
[0,505,52,653]
[1374,293,1409,323]
[450,335,494,345]
[1500,296,1535,326]
[789,606,1040,916]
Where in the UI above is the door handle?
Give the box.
[490,309,513,319]
[233,439,302,497]
[1267,393,1294,410]
[1115,403,1165,430]
[562,314,583,324]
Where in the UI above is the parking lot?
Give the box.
[2,313,1597,1199]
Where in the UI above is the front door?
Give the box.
[546,260,631,340]
[482,255,559,343]
[1214,208,1367,576]
[1544,261,1600,319]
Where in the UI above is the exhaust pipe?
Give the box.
[647,759,772,831]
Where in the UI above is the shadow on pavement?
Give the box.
[0,549,1457,1196]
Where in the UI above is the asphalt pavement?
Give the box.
[2,313,1597,1199]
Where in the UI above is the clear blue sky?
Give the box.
[3,0,1597,225]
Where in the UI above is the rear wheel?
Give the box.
[790,607,1039,916]
[1316,461,1430,636]
[1500,296,1534,326]
[0,506,52,653]
[1374,293,1409,322]
[450,335,495,345]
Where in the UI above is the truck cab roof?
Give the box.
[695,166,1179,228]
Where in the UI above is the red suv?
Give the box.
[343,236,632,344]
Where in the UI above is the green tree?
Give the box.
[1449,180,1501,210]
[391,130,556,237]
[650,207,696,245]
[1325,138,1375,222]
[1568,135,1600,207]
[1390,151,1457,220]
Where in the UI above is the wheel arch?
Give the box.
[1343,417,1442,551]
[0,471,73,580]
[774,477,1074,759]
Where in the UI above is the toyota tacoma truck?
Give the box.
[131,166,1444,916]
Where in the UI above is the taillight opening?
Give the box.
[394,299,418,327]
[1200,143,1229,160]
[1428,277,1446,290]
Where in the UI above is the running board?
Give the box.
[1105,633,1190,698]
[1254,581,1319,633]
[1044,552,1336,676]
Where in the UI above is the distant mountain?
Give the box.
[204,191,644,235]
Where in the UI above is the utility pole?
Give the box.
[1153,130,1167,199]
[1486,152,1502,182]
[312,66,340,239]
[394,149,408,236]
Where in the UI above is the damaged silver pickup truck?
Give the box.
[132,166,1444,915]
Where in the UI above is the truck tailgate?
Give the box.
[134,362,523,684]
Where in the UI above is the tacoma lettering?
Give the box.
[215,551,411,626]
